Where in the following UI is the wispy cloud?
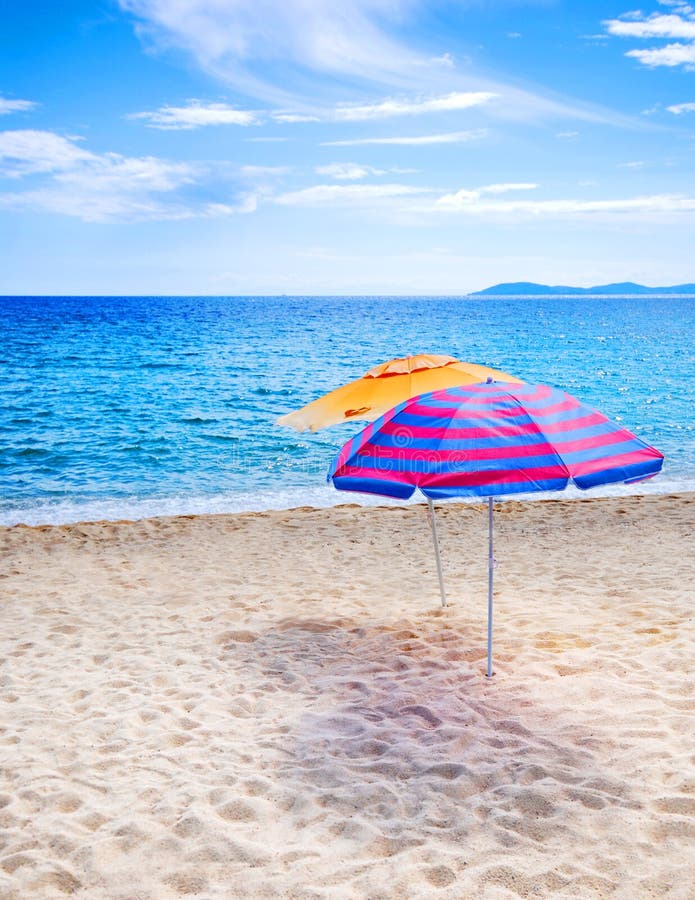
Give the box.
[0,129,255,222]
[628,42,695,66]
[274,90,496,124]
[129,101,259,129]
[478,182,539,195]
[0,130,93,176]
[0,187,256,223]
[604,5,695,68]
[667,100,695,112]
[129,90,497,131]
[428,186,695,220]
[314,162,385,180]
[0,95,37,115]
[282,176,695,223]
[271,113,320,123]
[330,91,497,121]
[118,0,627,127]
[605,9,695,39]
[118,0,428,104]
[436,182,538,208]
[274,183,431,206]
[322,129,487,147]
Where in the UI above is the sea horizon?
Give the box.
[4,292,695,299]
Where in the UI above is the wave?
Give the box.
[1,474,693,527]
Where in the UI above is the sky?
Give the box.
[1,0,694,294]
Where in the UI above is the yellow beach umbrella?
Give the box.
[276,354,523,432]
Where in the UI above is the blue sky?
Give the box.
[1,0,694,294]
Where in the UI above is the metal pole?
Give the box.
[427,498,447,607]
[486,497,494,678]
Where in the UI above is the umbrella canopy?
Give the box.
[328,381,663,677]
[329,381,663,499]
[277,354,522,432]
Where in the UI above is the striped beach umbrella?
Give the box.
[328,381,663,676]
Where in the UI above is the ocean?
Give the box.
[1,294,693,526]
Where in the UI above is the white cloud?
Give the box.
[3,188,176,223]
[618,160,646,168]
[657,0,695,9]
[429,188,695,220]
[0,129,255,222]
[429,52,454,67]
[0,130,194,189]
[1,188,255,223]
[284,184,695,226]
[130,90,496,131]
[274,182,431,206]
[627,41,695,65]
[480,182,538,195]
[203,196,257,215]
[556,130,579,139]
[56,155,196,195]
[0,95,37,115]
[0,130,94,176]
[130,101,258,129]
[267,90,496,125]
[322,129,487,146]
[604,12,695,38]
[605,8,695,68]
[437,182,538,208]
[271,113,320,123]
[271,89,496,129]
[331,91,497,121]
[117,0,621,126]
[667,100,695,112]
[314,162,386,180]
[118,0,428,103]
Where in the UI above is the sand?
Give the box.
[0,494,693,899]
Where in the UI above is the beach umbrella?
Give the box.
[327,381,663,677]
[276,354,522,432]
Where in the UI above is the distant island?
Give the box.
[470,281,695,296]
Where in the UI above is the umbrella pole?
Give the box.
[426,498,447,607]
[486,497,494,678]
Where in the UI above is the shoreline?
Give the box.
[2,492,693,896]
[2,481,694,529]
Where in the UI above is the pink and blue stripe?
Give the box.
[327,382,663,499]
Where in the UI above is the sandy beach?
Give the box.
[1,493,693,898]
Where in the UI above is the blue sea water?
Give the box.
[1,295,693,526]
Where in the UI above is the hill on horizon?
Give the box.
[471,281,695,296]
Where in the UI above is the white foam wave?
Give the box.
[1,473,694,527]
